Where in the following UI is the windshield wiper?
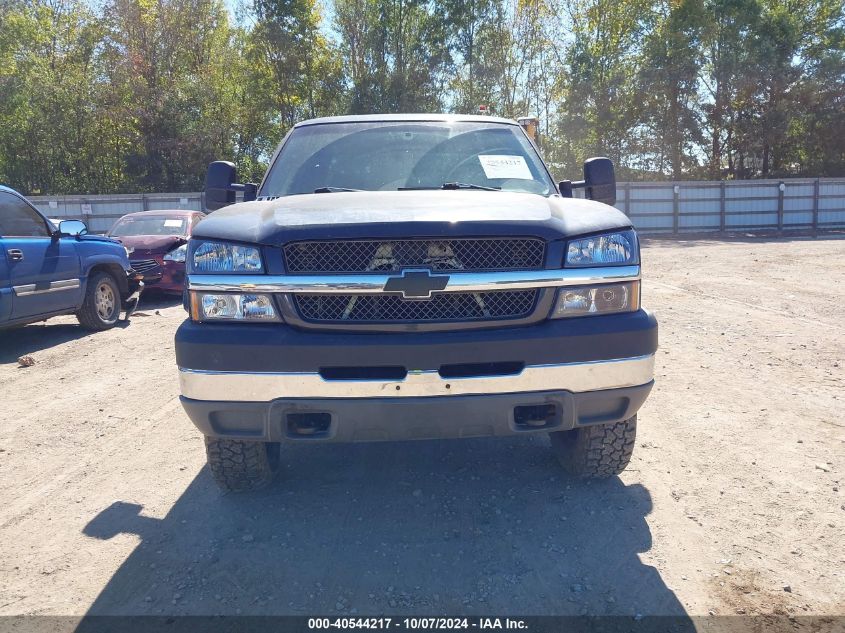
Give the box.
[442,182,501,191]
[399,182,502,192]
[314,186,362,193]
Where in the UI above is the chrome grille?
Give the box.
[284,238,545,273]
[294,290,538,323]
[131,259,160,274]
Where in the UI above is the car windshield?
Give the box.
[110,216,188,237]
[260,121,556,197]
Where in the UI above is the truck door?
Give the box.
[0,231,9,323]
[0,191,82,321]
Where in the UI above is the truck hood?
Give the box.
[192,190,632,245]
[78,234,122,245]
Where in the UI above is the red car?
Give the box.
[109,210,205,294]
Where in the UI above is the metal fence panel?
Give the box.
[630,188,674,201]
[631,200,674,214]
[680,200,718,213]
[26,178,845,235]
[784,183,815,197]
[29,193,205,234]
[820,182,845,196]
[623,178,845,233]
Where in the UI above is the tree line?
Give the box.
[0,0,843,195]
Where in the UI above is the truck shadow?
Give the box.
[0,293,181,364]
[79,436,693,624]
[0,323,92,363]
[129,292,183,315]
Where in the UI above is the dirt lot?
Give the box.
[0,236,842,620]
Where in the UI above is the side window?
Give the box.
[0,193,50,237]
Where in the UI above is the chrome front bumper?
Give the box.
[178,354,654,401]
[187,265,642,295]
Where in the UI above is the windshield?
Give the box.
[260,121,556,197]
[110,216,188,237]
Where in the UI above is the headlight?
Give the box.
[565,230,638,267]
[163,243,187,262]
[551,281,639,318]
[190,292,279,321]
[191,241,262,273]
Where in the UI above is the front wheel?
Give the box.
[205,438,280,492]
[77,272,121,331]
[549,416,637,478]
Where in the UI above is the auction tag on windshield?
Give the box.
[164,219,184,228]
[478,155,533,180]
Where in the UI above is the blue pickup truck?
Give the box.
[0,185,142,331]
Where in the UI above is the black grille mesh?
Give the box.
[284,238,545,273]
[131,259,160,274]
[294,290,538,323]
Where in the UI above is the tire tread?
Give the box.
[204,438,278,492]
[550,416,637,478]
[77,272,120,331]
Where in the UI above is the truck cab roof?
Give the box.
[292,113,520,128]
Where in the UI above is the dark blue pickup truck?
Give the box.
[0,186,142,331]
[176,114,658,491]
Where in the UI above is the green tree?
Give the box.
[101,0,240,191]
[0,0,126,194]
[444,0,503,112]
[334,0,451,113]
[791,17,845,176]
[554,0,652,177]
[248,0,344,130]
[2,0,845,194]
[635,0,706,178]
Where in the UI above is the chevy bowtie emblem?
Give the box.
[383,269,450,300]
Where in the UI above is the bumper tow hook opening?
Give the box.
[319,366,407,381]
[287,412,332,437]
[438,361,524,379]
[514,404,558,429]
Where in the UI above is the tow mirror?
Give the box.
[58,219,87,237]
[583,157,616,206]
[204,161,257,212]
[558,157,617,207]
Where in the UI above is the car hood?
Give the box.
[192,191,632,245]
[114,235,186,257]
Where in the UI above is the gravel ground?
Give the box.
[0,236,842,619]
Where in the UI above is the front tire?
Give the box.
[205,438,280,492]
[550,416,637,478]
[77,272,121,331]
